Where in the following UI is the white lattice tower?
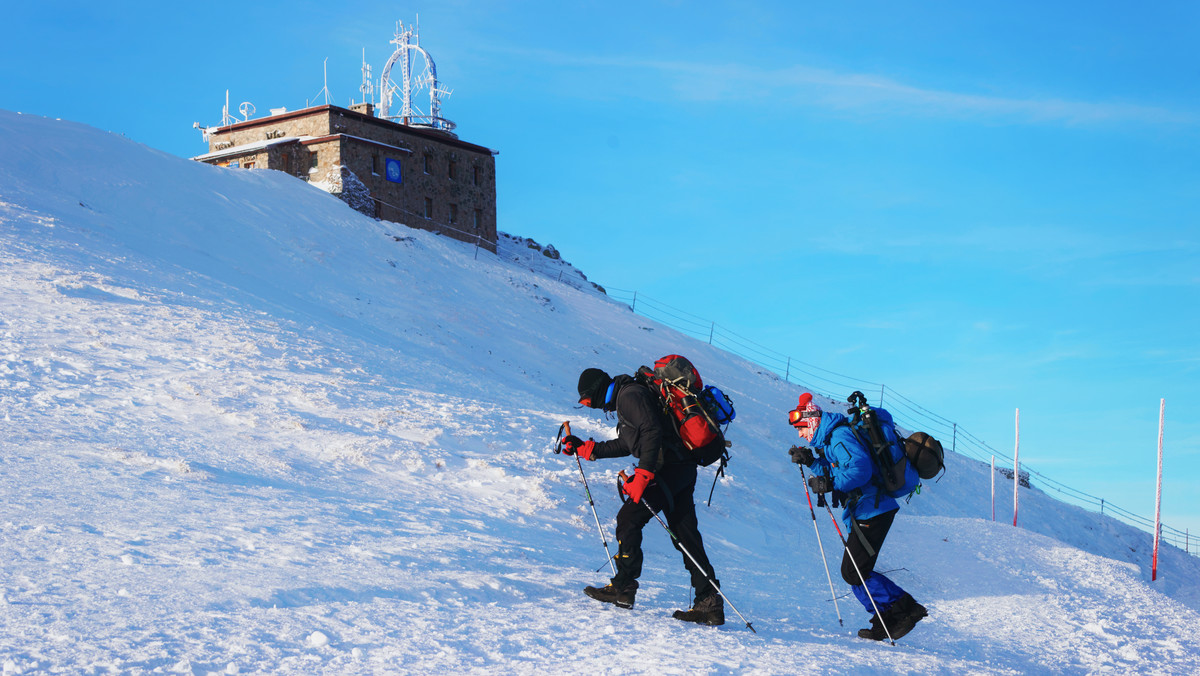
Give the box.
[378,18,455,132]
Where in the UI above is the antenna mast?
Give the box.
[221,90,235,126]
[378,17,456,134]
[360,48,374,105]
[311,58,332,107]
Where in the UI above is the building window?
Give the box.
[474,208,482,230]
[424,197,433,219]
[281,152,291,174]
[449,203,458,225]
[244,161,255,169]
[473,166,481,186]
[448,159,457,180]
[309,152,319,171]
[372,155,380,175]
[423,153,431,174]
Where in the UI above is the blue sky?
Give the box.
[4,1,1198,539]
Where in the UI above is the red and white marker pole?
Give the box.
[1153,399,1165,581]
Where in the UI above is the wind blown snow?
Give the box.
[1,109,1198,674]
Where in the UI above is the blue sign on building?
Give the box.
[385,158,403,184]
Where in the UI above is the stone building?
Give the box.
[192,102,498,251]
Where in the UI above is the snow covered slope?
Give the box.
[2,109,1198,674]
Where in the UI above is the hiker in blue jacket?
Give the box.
[787,392,928,641]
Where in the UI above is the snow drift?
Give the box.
[1,109,1198,674]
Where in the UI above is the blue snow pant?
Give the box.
[842,508,906,614]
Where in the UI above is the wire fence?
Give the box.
[594,286,1195,559]
[437,235,1194,558]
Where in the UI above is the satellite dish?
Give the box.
[238,102,256,121]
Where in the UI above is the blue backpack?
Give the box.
[844,391,943,502]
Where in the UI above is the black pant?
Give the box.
[612,463,717,597]
[840,508,896,586]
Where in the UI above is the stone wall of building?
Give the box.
[331,110,497,250]
[199,105,496,251]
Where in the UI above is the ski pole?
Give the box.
[619,470,756,634]
[798,463,844,627]
[811,470,895,645]
[556,422,617,577]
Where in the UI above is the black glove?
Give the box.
[808,475,834,494]
[561,435,584,455]
[788,445,815,466]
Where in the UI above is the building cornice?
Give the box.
[211,104,497,156]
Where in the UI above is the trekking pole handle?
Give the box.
[554,421,572,455]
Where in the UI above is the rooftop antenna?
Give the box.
[360,48,374,106]
[311,57,332,106]
[238,101,256,122]
[221,90,235,127]
[379,16,456,133]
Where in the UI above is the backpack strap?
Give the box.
[822,418,849,447]
[850,517,878,559]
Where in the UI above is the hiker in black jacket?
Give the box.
[561,367,724,626]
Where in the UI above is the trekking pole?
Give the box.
[797,464,844,627]
[555,422,617,577]
[619,470,756,634]
[811,471,895,645]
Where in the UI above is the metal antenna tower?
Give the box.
[221,90,235,126]
[311,57,332,106]
[360,48,374,105]
[379,17,456,133]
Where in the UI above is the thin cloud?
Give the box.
[489,46,1194,127]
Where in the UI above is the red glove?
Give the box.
[562,436,596,461]
[622,468,655,503]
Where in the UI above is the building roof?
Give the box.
[207,104,497,156]
[191,136,309,162]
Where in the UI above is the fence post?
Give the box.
[1100,498,1104,516]
[631,291,638,313]
[708,322,715,344]
[785,357,791,382]
[952,423,957,454]
[880,384,886,407]
[990,455,995,521]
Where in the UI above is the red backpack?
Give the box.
[636,355,732,466]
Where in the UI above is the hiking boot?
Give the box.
[672,592,725,626]
[857,594,928,641]
[857,613,887,641]
[887,595,928,640]
[583,583,636,609]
